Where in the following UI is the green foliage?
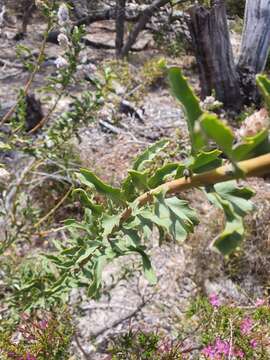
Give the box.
[188,295,270,359]
[0,310,73,359]
[2,53,270,312]
[108,329,183,360]
[11,66,269,305]
[133,140,169,172]
[42,170,199,299]
[168,67,205,153]
[2,255,66,313]
[0,0,113,260]
[206,181,254,255]
[108,294,270,359]
[256,74,270,111]
[140,58,167,88]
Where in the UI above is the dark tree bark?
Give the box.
[115,0,126,57]
[188,0,242,111]
[69,0,89,20]
[188,0,270,111]
[49,0,180,58]
[75,7,139,27]
[120,0,170,58]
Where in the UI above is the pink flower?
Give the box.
[201,338,245,359]
[209,293,220,308]
[7,352,17,358]
[240,317,253,335]
[250,339,258,348]
[215,338,230,354]
[26,354,36,360]
[255,298,265,307]
[234,349,245,358]
[38,319,48,330]
[20,313,29,321]
[202,344,215,358]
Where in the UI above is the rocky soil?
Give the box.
[1,13,270,360]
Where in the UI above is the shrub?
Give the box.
[107,295,270,359]
[0,311,73,360]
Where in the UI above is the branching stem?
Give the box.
[120,153,270,224]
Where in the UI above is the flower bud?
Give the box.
[57,3,70,27]
[57,33,69,50]
[55,56,68,69]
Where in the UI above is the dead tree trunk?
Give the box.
[237,0,270,104]
[188,0,242,112]
[189,0,270,111]
[238,0,270,74]
[115,0,126,57]
[120,0,170,58]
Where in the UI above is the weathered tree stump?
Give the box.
[237,0,270,105]
[115,0,126,57]
[238,0,270,74]
[188,0,242,112]
[188,0,270,111]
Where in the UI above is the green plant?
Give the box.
[108,329,183,359]
[106,294,270,359]
[187,294,270,359]
[140,58,167,88]
[0,0,114,257]
[20,67,268,306]
[0,310,73,359]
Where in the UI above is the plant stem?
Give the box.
[0,21,51,127]
[33,187,73,228]
[120,153,270,224]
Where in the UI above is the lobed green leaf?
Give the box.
[132,139,169,172]
[168,67,205,153]
[76,169,123,201]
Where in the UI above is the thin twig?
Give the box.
[33,187,73,228]
[74,333,91,360]
[0,22,51,127]
[228,318,233,360]
[28,92,62,134]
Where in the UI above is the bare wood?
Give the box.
[115,0,126,57]
[188,1,242,111]
[120,0,170,57]
[238,0,270,74]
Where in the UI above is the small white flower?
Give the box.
[57,33,69,49]
[46,138,54,148]
[0,167,10,187]
[55,56,68,68]
[57,3,70,26]
[200,96,222,111]
[204,96,215,105]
